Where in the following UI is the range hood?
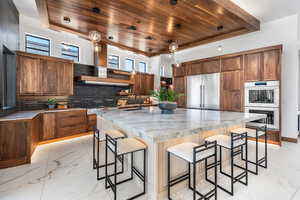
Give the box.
[77,75,134,86]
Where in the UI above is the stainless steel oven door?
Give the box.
[245,107,279,130]
[245,81,280,107]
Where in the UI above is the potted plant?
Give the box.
[47,98,57,109]
[151,88,182,114]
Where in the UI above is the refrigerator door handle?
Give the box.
[200,85,202,108]
[203,85,205,108]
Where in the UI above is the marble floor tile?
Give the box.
[0,135,299,200]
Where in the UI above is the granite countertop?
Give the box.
[100,107,267,143]
[0,108,87,122]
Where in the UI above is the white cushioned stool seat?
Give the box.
[167,142,214,163]
[117,138,147,155]
[231,128,265,138]
[99,129,125,140]
[246,122,267,129]
[205,135,244,149]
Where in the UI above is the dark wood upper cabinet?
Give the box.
[244,52,262,81]
[17,55,43,95]
[221,56,243,72]
[173,65,186,77]
[173,77,186,107]
[220,70,243,112]
[132,73,154,95]
[201,59,220,74]
[263,49,280,81]
[42,60,58,95]
[57,62,74,95]
[17,51,74,96]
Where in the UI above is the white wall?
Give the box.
[108,45,151,72]
[19,15,94,65]
[173,14,299,139]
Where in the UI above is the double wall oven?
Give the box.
[244,81,280,130]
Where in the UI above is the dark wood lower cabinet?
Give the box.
[0,109,95,169]
[56,110,88,138]
[0,115,41,169]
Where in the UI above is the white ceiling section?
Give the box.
[232,0,300,22]
[12,0,39,18]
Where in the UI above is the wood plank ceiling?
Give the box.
[36,0,260,57]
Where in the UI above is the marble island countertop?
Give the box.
[99,107,267,143]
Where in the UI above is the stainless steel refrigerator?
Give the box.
[186,73,220,110]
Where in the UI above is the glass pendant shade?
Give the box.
[169,42,178,52]
[89,31,101,42]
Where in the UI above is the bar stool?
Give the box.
[167,141,218,200]
[205,132,248,196]
[92,127,126,180]
[231,123,267,175]
[105,134,147,200]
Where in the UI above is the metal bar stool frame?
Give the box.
[105,134,147,200]
[167,141,218,200]
[92,127,125,180]
[205,132,248,196]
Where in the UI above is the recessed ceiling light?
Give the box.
[146,36,153,40]
[63,16,71,24]
[217,25,223,31]
[128,25,137,31]
[175,23,181,29]
[170,0,178,6]
[92,7,101,14]
[217,45,223,52]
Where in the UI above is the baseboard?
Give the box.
[38,132,93,145]
[281,137,298,143]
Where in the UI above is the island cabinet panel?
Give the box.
[56,110,88,138]
[263,49,281,81]
[201,58,220,74]
[16,51,74,96]
[244,52,262,81]
[17,55,43,95]
[173,76,186,107]
[221,55,243,72]
[42,113,56,140]
[220,70,243,112]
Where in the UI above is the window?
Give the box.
[139,62,147,73]
[25,34,50,56]
[61,43,79,62]
[160,66,165,77]
[108,55,119,69]
[125,58,134,72]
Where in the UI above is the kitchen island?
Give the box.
[95,107,266,199]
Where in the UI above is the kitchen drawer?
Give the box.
[57,124,88,138]
[57,116,87,128]
[55,110,87,118]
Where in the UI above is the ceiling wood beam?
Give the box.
[149,28,250,57]
[35,0,49,27]
[211,0,260,31]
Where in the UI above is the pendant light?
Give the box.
[89,30,101,42]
